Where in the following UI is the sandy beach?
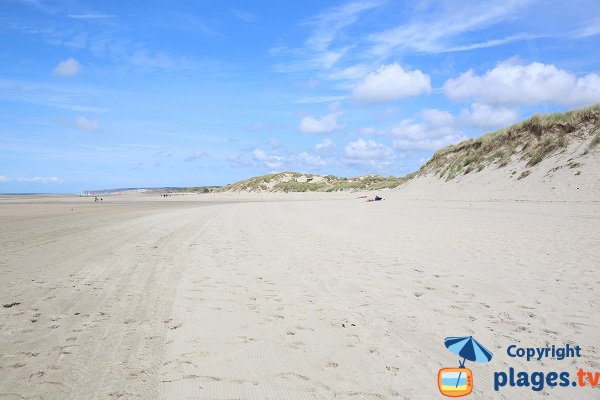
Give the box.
[0,187,598,400]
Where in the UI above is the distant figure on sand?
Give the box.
[94,196,98,203]
[366,195,384,202]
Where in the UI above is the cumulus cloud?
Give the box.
[52,58,81,76]
[185,150,207,162]
[444,60,600,106]
[293,152,327,169]
[343,138,394,167]
[459,103,519,129]
[421,108,455,128]
[75,116,100,132]
[353,63,431,103]
[252,148,284,169]
[314,138,335,155]
[231,147,328,171]
[17,176,64,184]
[362,118,466,151]
[299,112,343,134]
[391,122,466,151]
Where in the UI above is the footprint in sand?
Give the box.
[385,366,399,375]
[279,372,310,381]
[29,371,45,380]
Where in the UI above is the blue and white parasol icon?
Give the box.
[444,336,493,388]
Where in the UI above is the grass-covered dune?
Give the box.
[418,103,600,180]
[217,172,414,193]
[216,104,600,192]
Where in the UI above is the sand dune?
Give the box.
[0,190,598,399]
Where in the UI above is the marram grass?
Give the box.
[419,103,600,180]
[214,104,600,191]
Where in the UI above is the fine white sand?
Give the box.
[0,181,598,399]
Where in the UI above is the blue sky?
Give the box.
[1,0,599,193]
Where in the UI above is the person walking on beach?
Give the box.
[94,196,98,203]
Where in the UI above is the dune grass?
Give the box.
[420,103,600,180]
[586,132,600,153]
[218,172,415,192]
[215,104,599,192]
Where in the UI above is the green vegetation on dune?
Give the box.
[585,131,600,153]
[207,104,600,192]
[217,172,415,192]
[419,103,600,180]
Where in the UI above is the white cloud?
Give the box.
[294,95,348,104]
[444,60,600,106]
[253,148,284,169]
[0,175,8,183]
[185,150,207,162]
[353,63,431,103]
[316,48,351,69]
[421,108,455,128]
[362,118,466,151]
[369,1,532,56]
[17,176,64,184]
[273,1,382,72]
[52,58,81,76]
[305,1,381,58]
[343,139,394,167]
[324,64,371,81]
[293,152,327,169]
[571,17,600,38]
[299,112,343,134]
[315,138,335,154]
[459,103,519,129]
[391,122,466,151]
[240,148,328,171]
[75,116,100,132]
